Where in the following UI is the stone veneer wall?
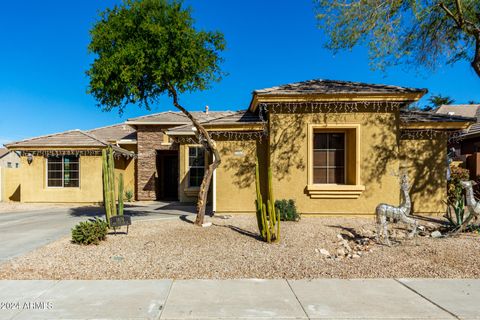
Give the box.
[136,125,177,200]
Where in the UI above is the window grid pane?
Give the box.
[47,156,80,188]
[313,133,345,184]
[188,147,205,187]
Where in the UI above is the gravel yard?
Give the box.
[1,215,479,279]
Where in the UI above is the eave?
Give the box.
[248,92,426,112]
[401,122,473,130]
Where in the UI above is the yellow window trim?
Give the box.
[306,123,364,199]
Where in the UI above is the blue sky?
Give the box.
[1,0,480,145]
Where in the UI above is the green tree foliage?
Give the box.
[87,0,226,225]
[428,94,455,109]
[315,1,480,77]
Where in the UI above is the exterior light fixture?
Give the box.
[27,153,33,165]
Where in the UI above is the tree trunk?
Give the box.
[472,33,480,78]
[168,85,221,226]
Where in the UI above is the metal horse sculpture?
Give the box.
[375,174,418,246]
[458,180,480,231]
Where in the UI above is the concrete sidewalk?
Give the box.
[0,279,478,319]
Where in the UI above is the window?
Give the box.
[15,163,19,168]
[47,156,80,188]
[313,132,345,184]
[7,162,12,168]
[188,147,205,187]
[307,124,364,199]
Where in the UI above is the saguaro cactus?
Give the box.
[255,158,281,243]
[118,173,124,216]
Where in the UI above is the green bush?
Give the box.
[125,190,134,202]
[275,199,300,221]
[71,218,108,245]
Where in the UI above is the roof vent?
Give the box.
[205,105,209,114]
[447,111,455,115]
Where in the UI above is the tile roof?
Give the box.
[6,130,108,148]
[0,148,9,159]
[126,111,236,124]
[254,79,427,95]
[166,110,262,135]
[435,104,480,118]
[87,123,137,142]
[400,110,476,123]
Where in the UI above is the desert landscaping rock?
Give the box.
[431,230,443,238]
[0,216,479,279]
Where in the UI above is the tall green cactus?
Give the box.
[102,146,119,226]
[118,173,124,216]
[255,158,281,243]
[107,146,117,216]
[102,149,112,226]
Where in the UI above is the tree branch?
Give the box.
[438,3,462,28]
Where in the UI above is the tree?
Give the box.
[315,1,480,77]
[86,0,226,226]
[428,94,455,108]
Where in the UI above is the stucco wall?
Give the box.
[399,134,448,214]
[17,155,103,203]
[2,167,21,202]
[269,107,401,215]
[215,138,267,214]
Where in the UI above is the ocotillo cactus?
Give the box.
[118,173,124,216]
[255,158,280,243]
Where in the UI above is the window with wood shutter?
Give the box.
[313,132,345,184]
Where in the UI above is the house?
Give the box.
[0,148,21,202]
[0,148,20,168]
[435,104,480,176]
[3,80,474,215]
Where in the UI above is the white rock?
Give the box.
[431,231,442,238]
[336,234,344,240]
[201,222,212,227]
[352,254,360,259]
[418,225,425,231]
[319,248,330,256]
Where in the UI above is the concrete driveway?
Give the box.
[0,202,196,263]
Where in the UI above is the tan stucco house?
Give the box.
[3,80,474,215]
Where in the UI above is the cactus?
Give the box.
[102,149,112,226]
[107,145,117,216]
[102,146,119,226]
[255,158,280,243]
[118,173,124,216]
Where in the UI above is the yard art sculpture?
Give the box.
[375,174,418,246]
[458,181,480,233]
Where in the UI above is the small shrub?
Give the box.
[71,218,108,245]
[275,199,300,221]
[125,190,134,202]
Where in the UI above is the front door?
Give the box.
[163,155,178,200]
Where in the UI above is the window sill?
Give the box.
[306,184,365,199]
[184,187,200,197]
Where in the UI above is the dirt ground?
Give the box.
[0,215,479,279]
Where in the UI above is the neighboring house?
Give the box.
[4,79,474,215]
[435,104,480,176]
[0,148,20,168]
